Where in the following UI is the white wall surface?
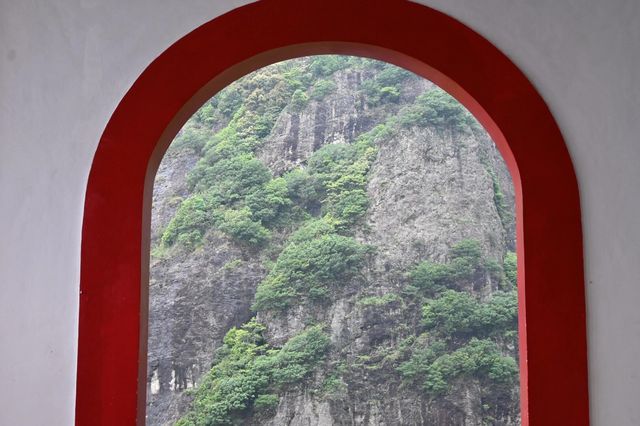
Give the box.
[1,1,638,424]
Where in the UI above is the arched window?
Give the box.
[75,1,589,424]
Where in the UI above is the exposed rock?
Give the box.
[147,57,518,425]
[146,233,266,425]
[151,145,199,244]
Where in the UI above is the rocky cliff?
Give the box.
[147,56,519,426]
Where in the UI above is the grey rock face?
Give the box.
[151,149,198,243]
[146,59,517,425]
[365,125,512,274]
[258,67,432,174]
[146,232,267,425]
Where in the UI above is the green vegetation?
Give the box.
[233,113,381,311]
[398,89,476,131]
[189,154,271,196]
[310,79,337,100]
[160,61,313,249]
[290,89,309,112]
[487,167,513,231]
[407,239,489,296]
[162,137,285,248]
[253,394,279,412]
[399,241,518,399]
[307,143,360,186]
[159,56,518,424]
[396,338,446,382]
[176,321,330,426]
[163,60,384,321]
[245,177,292,226]
[160,59,475,251]
[287,217,337,244]
[422,290,483,338]
[160,58,388,250]
[252,134,378,311]
[361,63,414,106]
[252,233,370,311]
[213,86,244,118]
[161,194,218,247]
[221,259,242,271]
[309,55,351,77]
[267,325,331,385]
[282,169,320,212]
[171,122,212,153]
[216,208,271,247]
[503,252,517,287]
[307,137,378,229]
[320,373,347,398]
[400,338,517,395]
[357,293,401,307]
[421,289,517,341]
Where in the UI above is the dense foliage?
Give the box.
[252,233,369,311]
[399,338,517,395]
[360,62,413,106]
[160,61,307,248]
[156,56,518,425]
[252,127,380,311]
[399,242,519,406]
[176,321,330,426]
[171,57,387,424]
[422,289,518,341]
[503,251,517,287]
[407,239,490,296]
[160,56,478,250]
[398,89,477,131]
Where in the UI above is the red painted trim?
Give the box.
[76,1,590,424]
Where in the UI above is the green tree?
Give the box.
[283,169,319,211]
[477,291,518,338]
[309,56,349,77]
[260,325,331,386]
[246,178,292,226]
[399,88,475,131]
[176,322,330,426]
[190,154,271,197]
[253,234,369,311]
[217,208,271,247]
[290,89,309,112]
[503,252,517,287]
[307,143,359,187]
[161,194,219,247]
[408,261,452,296]
[287,217,337,244]
[310,79,337,100]
[422,339,518,395]
[422,290,482,339]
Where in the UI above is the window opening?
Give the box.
[147,56,520,425]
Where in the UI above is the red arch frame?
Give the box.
[76,1,589,424]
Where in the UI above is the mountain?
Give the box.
[146,56,519,426]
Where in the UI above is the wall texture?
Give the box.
[1,1,638,424]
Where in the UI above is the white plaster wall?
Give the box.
[0,1,638,424]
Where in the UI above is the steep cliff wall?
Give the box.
[147,56,518,426]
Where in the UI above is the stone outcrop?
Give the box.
[146,58,518,425]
